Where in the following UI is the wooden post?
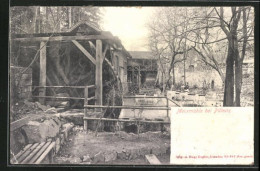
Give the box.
[95,40,102,112]
[39,41,46,104]
[84,86,88,131]
[138,66,141,93]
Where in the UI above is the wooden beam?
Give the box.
[35,142,55,164]
[83,117,170,124]
[84,86,88,130]
[84,105,171,110]
[72,40,96,65]
[145,154,161,164]
[13,35,116,42]
[33,96,85,100]
[102,44,109,62]
[95,40,103,111]
[10,114,49,132]
[39,41,46,104]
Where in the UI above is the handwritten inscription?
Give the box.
[176,108,231,114]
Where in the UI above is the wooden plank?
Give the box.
[145,154,161,164]
[87,96,95,101]
[72,40,96,65]
[33,96,84,100]
[11,144,33,163]
[39,41,47,105]
[28,141,51,164]
[32,85,95,89]
[95,40,103,111]
[17,143,40,163]
[83,117,170,124]
[13,35,115,42]
[35,142,55,164]
[21,142,46,164]
[123,96,167,99]
[84,105,171,110]
[32,85,86,88]
[10,114,46,132]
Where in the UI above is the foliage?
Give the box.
[10,6,103,34]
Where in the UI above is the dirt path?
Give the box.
[54,127,170,164]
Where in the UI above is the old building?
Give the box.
[127,51,158,94]
[10,21,132,109]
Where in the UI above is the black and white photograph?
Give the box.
[8,5,255,165]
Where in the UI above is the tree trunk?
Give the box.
[235,60,242,106]
[172,66,175,88]
[223,41,235,106]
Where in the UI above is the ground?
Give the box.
[54,126,170,165]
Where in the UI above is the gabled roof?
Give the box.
[129,51,155,60]
[67,20,101,33]
[12,21,132,59]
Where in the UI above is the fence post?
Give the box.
[95,39,103,112]
[39,41,46,105]
[84,86,88,131]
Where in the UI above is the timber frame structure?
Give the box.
[11,21,132,109]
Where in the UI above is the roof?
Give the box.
[67,20,101,33]
[129,51,155,60]
[13,21,132,59]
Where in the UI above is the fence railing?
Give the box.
[32,85,96,106]
[83,95,181,131]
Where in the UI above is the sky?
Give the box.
[102,7,155,52]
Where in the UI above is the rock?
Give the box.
[60,113,84,125]
[21,118,61,143]
[159,146,167,155]
[125,149,131,160]
[139,147,151,157]
[152,146,161,156]
[35,102,49,111]
[73,126,84,132]
[10,128,27,155]
[24,100,34,106]
[128,149,139,160]
[117,151,127,160]
[71,157,82,164]
[46,107,57,114]
[104,151,117,163]
[61,123,74,141]
[59,101,70,108]
[81,155,91,162]
[92,151,105,163]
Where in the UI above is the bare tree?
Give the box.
[214,7,254,106]
[185,7,253,106]
[148,7,194,92]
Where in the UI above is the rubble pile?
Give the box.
[10,100,58,122]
